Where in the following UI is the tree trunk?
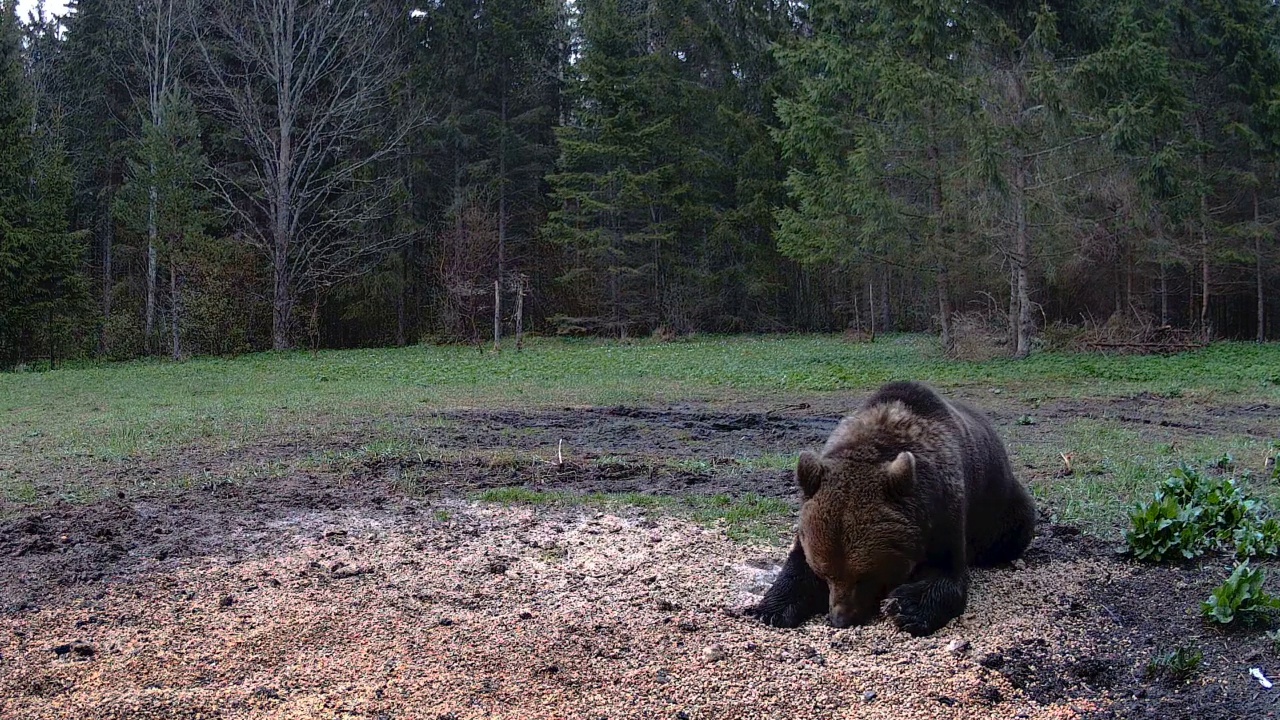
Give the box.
[1159,262,1169,327]
[868,280,875,338]
[498,73,508,286]
[1156,213,1169,326]
[515,276,524,352]
[1200,221,1210,340]
[1257,190,1266,343]
[1195,119,1211,340]
[169,257,180,361]
[927,137,952,355]
[880,265,891,331]
[1013,158,1033,359]
[493,279,501,352]
[1260,235,1267,343]
[396,248,407,347]
[1008,263,1017,348]
[98,195,113,357]
[308,292,320,354]
[271,0,296,351]
[145,183,158,353]
[937,269,953,355]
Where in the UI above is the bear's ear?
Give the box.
[796,450,827,500]
[886,451,916,492]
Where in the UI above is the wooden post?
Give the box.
[515,276,525,352]
[493,279,501,353]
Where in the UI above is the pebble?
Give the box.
[1013,559,1027,570]
[946,639,971,655]
[702,644,726,663]
[862,690,877,702]
[977,651,1006,669]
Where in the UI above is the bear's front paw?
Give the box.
[883,585,942,637]
[746,600,808,629]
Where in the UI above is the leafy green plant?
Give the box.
[1126,466,1270,561]
[1145,644,1203,684]
[1126,493,1208,562]
[1202,562,1280,626]
[1234,518,1280,560]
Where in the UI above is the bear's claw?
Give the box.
[884,585,944,637]
[746,601,808,628]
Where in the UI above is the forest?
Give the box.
[0,0,1277,367]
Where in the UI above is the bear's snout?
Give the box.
[827,611,856,629]
[827,602,875,629]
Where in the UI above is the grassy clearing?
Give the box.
[2,334,1276,465]
[474,487,793,543]
[1,334,1276,538]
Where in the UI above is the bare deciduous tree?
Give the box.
[110,0,191,354]
[196,0,416,349]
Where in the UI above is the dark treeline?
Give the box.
[1,0,1277,367]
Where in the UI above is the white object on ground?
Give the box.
[1251,667,1273,689]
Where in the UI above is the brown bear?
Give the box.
[748,381,1035,636]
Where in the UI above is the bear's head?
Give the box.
[795,449,923,628]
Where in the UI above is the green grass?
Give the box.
[1015,418,1276,534]
[2,334,1277,537]
[474,487,793,542]
[3,334,1275,466]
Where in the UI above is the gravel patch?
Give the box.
[3,502,1133,719]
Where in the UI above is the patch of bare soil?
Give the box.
[2,397,1277,719]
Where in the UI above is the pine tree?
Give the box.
[114,87,209,360]
[544,0,694,335]
[774,0,984,352]
[0,0,87,367]
[60,0,134,356]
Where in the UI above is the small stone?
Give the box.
[438,618,454,627]
[1012,559,1027,570]
[978,652,1005,669]
[519,611,534,620]
[702,644,726,663]
[947,639,971,655]
[654,599,678,612]
[676,712,690,720]
[862,690,877,702]
[52,642,94,659]
[219,595,236,608]
[744,642,758,651]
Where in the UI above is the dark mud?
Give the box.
[3,397,1278,718]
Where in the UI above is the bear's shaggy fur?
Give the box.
[749,381,1035,636]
